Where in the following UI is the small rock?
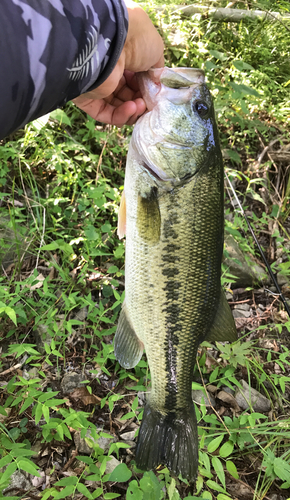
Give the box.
[31,440,43,456]
[234,380,271,412]
[221,386,235,396]
[232,308,251,319]
[0,407,11,424]
[267,494,287,500]
[3,470,31,495]
[137,391,146,407]
[120,430,136,441]
[235,303,250,311]
[224,234,269,288]
[73,307,88,321]
[61,372,87,394]
[192,390,216,408]
[27,367,39,379]
[34,324,52,354]
[105,456,121,475]
[74,429,115,455]
[277,272,290,287]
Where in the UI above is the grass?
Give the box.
[0,0,290,498]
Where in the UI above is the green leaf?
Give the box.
[19,397,34,414]
[34,403,43,425]
[17,459,40,476]
[209,49,228,61]
[103,494,121,499]
[42,405,50,423]
[0,455,13,468]
[108,266,118,273]
[4,307,17,325]
[232,60,254,71]
[229,82,260,97]
[114,244,124,259]
[101,222,112,233]
[85,225,100,241]
[77,483,94,499]
[219,440,234,458]
[226,460,239,479]
[93,487,104,499]
[207,434,224,453]
[53,485,75,499]
[0,462,17,484]
[217,495,233,500]
[38,391,59,403]
[224,149,242,164]
[126,480,143,500]
[109,462,132,483]
[273,457,290,482]
[211,456,225,488]
[56,476,78,486]
[206,480,226,493]
[50,109,72,126]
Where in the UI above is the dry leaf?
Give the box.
[70,386,103,405]
[217,390,241,411]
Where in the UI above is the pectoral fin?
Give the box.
[114,304,144,369]
[117,191,126,239]
[137,187,161,244]
[205,289,237,343]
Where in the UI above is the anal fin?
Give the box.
[205,288,237,343]
[114,304,144,369]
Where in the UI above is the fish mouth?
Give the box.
[137,67,205,110]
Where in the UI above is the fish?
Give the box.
[114,67,237,481]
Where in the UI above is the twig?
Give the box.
[0,360,26,376]
[96,132,110,184]
[196,358,231,436]
[61,448,79,472]
[255,136,283,169]
[34,206,46,272]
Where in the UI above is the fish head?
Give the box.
[131,67,221,190]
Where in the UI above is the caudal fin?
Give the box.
[135,403,198,481]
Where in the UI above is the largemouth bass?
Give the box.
[115,67,237,480]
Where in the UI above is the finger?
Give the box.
[111,98,146,126]
[75,97,146,126]
[123,70,141,92]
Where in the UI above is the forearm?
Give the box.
[0,0,128,139]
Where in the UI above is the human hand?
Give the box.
[73,0,164,126]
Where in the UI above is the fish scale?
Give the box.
[115,67,237,480]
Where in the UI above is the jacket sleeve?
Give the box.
[0,0,128,139]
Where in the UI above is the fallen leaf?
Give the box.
[70,386,105,405]
[217,390,241,411]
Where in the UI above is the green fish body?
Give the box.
[115,67,237,480]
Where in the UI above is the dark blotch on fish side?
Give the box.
[137,186,161,244]
[161,267,180,278]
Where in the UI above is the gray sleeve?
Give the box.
[0,0,128,139]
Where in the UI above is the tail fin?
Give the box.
[135,403,198,481]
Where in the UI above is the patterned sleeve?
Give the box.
[0,0,128,139]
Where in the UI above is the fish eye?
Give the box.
[193,100,209,117]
